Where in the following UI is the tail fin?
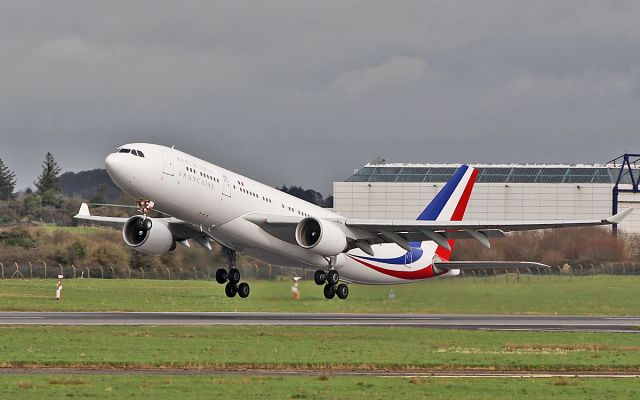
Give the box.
[416,165,477,260]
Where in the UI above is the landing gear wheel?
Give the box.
[225,283,237,298]
[237,282,250,298]
[326,270,339,286]
[228,268,241,285]
[314,270,327,285]
[215,268,228,284]
[323,284,336,299]
[143,218,153,231]
[336,283,349,300]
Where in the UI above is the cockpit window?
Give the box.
[117,148,145,157]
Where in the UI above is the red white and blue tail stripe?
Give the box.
[345,165,478,282]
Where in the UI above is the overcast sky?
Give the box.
[2,1,640,194]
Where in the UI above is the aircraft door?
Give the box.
[404,250,413,268]
[222,175,231,197]
[162,152,175,176]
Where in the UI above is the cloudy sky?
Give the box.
[1,1,640,194]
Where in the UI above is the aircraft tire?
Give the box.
[237,282,250,298]
[336,283,349,300]
[215,268,228,284]
[323,284,336,300]
[314,270,327,285]
[228,268,241,285]
[225,283,237,298]
[326,270,339,286]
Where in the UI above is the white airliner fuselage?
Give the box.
[105,143,445,285]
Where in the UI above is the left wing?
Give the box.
[342,208,632,249]
[245,208,632,251]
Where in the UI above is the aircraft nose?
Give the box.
[105,153,126,181]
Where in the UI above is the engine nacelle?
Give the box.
[122,216,174,256]
[295,217,347,257]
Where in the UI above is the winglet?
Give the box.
[607,208,633,224]
[77,202,91,217]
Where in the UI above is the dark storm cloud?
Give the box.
[1,0,639,193]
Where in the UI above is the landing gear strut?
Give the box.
[314,257,348,300]
[215,247,250,298]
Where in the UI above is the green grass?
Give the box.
[36,224,108,234]
[1,375,639,399]
[1,326,639,371]
[1,276,639,314]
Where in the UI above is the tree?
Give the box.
[0,158,16,200]
[35,152,62,194]
[278,185,324,205]
[90,184,108,204]
[34,152,62,207]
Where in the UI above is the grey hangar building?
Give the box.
[332,154,640,234]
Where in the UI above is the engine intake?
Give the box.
[295,217,347,257]
[122,216,174,256]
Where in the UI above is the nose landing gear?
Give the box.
[215,247,250,298]
[135,198,155,234]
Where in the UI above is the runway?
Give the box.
[1,312,639,332]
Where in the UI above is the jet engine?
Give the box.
[122,216,175,256]
[295,217,347,257]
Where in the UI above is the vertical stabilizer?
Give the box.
[416,165,478,260]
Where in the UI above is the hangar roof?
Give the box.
[345,163,638,184]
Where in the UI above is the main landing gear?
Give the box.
[214,247,250,298]
[314,267,349,300]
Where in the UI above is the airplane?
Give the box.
[75,143,632,300]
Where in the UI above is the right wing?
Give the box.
[74,203,129,224]
[73,203,212,248]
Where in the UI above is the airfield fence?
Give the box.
[0,261,639,281]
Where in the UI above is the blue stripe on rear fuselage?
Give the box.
[352,246,423,265]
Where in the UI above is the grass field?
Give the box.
[1,276,639,315]
[2,276,639,399]
[1,325,639,371]
[2,375,639,399]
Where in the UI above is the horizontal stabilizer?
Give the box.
[433,261,551,270]
[607,208,633,224]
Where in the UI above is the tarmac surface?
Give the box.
[1,312,639,332]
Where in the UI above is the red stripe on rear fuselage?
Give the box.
[346,254,442,280]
